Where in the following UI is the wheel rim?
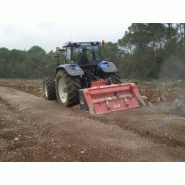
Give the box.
[44,82,48,98]
[58,78,67,103]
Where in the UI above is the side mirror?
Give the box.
[59,49,65,52]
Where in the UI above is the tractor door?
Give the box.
[65,47,72,64]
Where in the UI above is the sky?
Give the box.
[0,23,131,53]
[1,0,182,54]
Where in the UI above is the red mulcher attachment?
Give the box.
[79,79,145,115]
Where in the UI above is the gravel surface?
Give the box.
[0,80,185,162]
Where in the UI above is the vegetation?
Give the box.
[0,23,185,80]
[0,46,60,79]
[118,23,185,80]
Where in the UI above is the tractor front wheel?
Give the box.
[56,69,81,107]
[43,78,57,100]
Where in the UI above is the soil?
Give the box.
[0,79,185,162]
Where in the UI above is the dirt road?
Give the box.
[0,86,185,162]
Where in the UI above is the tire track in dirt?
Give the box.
[1,86,185,161]
[0,96,16,110]
[3,83,185,148]
[72,107,185,148]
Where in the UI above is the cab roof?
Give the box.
[63,41,101,47]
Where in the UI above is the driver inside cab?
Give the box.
[78,48,90,65]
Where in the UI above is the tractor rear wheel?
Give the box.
[56,69,81,107]
[43,78,56,100]
[108,72,121,84]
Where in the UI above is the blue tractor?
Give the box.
[43,41,121,107]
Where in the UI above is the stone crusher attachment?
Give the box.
[79,79,145,115]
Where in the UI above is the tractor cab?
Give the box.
[63,41,102,66]
[57,41,119,88]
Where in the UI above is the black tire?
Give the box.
[108,72,121,84]
[43,78,56,100]
[55,69,81,107]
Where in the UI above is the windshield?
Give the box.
[71,45,101,65]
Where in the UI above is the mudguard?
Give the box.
[97,61,117,73]
[57,64,84,76]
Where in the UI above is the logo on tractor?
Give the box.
[80,97,84,105]
[114,104,120,108]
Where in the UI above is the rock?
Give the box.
[161,96,166,101]
[156,98,161,102]
[174,100,182,108]
[142,95,148,100]
[148,102,153,107]
[14,137,19,141]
